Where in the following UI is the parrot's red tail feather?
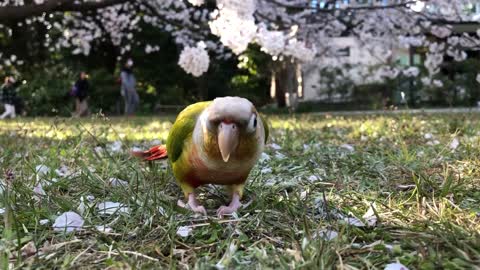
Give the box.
[131,145,168,161]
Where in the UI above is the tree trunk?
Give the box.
[273,60,297,108]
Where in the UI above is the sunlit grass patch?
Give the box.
[1,113,479,268]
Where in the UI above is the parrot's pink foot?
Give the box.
[182,193,207,215]
[216,193,241,217]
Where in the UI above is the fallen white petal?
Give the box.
[94,146,104,155]
[39,219,49,225]
[95,225,113,233]
[424,133,433,140]
[362,206,378,227]
[78,197,87,215]
[131,146,143,152]
[33,183,46,196]
[97,202,130,215]
[384,244,394,251]
[384,262,409,270]
[269,143,282,150]
[0,208,5,214]
[176,226,192,237]
[340,144,355,152]
[261,167,272,174]
[150,139,162,146]
[449,137,460,150]
[108,177,128,187]
[215,241,237,269]
[427,139,441,146]
[36,165,50,175]
[307,175,319,182]
[108,141,122,153]
[343,217,366,227]
[55,165,73,177]
[53,211,84,232]
[314,229,338,241]
[264,178,277,186]
[35,165,50,181]
[275,152,286,160]
[260,152,271,162]
[397,184,416,190]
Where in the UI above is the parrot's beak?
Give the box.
[218,122,239,162]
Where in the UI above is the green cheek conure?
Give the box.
[133,97,268,217]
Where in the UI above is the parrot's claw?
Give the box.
[181,193,207,216]
[216,205,240,217]
[191,205,207,215]
[216,192,242,218]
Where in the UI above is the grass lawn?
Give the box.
[0,113,479,269]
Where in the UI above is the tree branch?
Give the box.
[0,0,132,23]
[261,0,416,12]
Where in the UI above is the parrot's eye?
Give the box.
[247,114,257,133]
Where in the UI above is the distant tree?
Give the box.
[1,0,480,99]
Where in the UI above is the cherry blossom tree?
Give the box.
[1,0,480,88]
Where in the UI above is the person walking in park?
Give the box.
[120,59,139,116]
[72,71,90,117]
[0,76,19,119]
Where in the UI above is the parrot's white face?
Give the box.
[197,96,262,163]
[207,97,254,122]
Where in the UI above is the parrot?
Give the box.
[133,96,268,217]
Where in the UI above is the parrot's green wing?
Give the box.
[260,114,269,144]
[167,101,212,163]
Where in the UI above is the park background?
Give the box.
[3,1,480,116]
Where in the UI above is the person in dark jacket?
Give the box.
[73,72,90,117]
[0,76,19,119]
